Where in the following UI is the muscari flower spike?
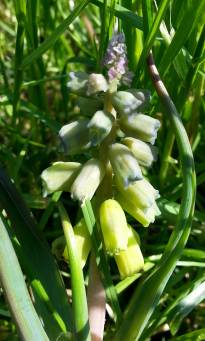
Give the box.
[41,32,161,277]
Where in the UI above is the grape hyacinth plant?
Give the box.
[41,33,161,278]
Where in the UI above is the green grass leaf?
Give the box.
[0,166,73,339]
[159,0,205,76]
[0,214,49,341]
[22,0,90,68]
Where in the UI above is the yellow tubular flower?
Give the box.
[99,199,129,255]
[114,176,158,210]
[115,191,160,227]
[114,226,144,279]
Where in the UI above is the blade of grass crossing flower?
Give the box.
[81,200,122,324]
[114,52,196,341]
[133,0,170,84]
[58,203,91,341]
[0,215,49,341]
[22,0,90,68]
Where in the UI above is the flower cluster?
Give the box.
[103,33,134,86]
[41,33,161,278]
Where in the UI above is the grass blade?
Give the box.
[22,0,90,69]
[159,0,205,76]
[170,329,205,341]
[0,166,73,338]
[13,0,26,121]
[91,0,143,31]
[0,215,49,341]
[133,0,170,83]
[169,280,205,335]
[58,203,91,341]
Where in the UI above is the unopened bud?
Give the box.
[115,191,160,227]
[71,158,105,204]
[88,110,113,146]
[115,177,159,209]
[109,143,143,187]
[59,119,90,155]
[122,137,158,167]
[114,226,144,278]
[67,71,88,94]
[41,162,81,197]
[120,113,161,145]
[87,73,108,96]
[111,91,141,116]
[99,199,129,254]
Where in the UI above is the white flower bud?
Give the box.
[120,113,161,145]
[41,162,81,197]
[86,73,108,96]
[122,137,158,167]
[88,110,113,146]
[109,143,143,187]
[59,119,90,155]
[71,158,105,204]
[111,91,141,116]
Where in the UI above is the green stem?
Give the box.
[114,52,196,340]
[0,215,49,341]
[58,203,91,341]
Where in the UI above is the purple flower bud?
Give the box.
[103,33,133,86]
